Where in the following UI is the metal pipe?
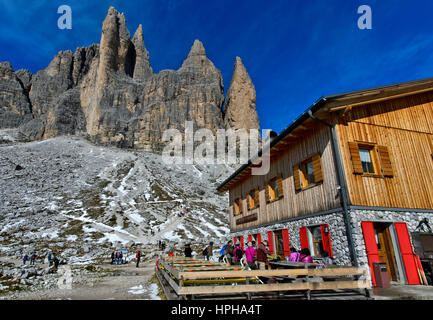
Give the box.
[307,109,358,266]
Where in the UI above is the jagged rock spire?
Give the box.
[179,39,218,74]
[132,24,153,80]
[98,6,134,82]
[224,56,260,131]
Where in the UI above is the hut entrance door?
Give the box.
[373,222,398,281]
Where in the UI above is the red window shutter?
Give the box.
[299,227,309,250]
[320,224,333,258]
[256,233,262,244]
[361,221,380,287]
[239,236,244,250]
[267,231,274,254]
[248,235,252,242]
[395,222,420,285]
[282,229,290,257]
[233,237,237,245]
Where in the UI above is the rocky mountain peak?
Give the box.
[224,56,260,131]
[132,24,153,80]
[0,6,260,152]
[179,39,218,74]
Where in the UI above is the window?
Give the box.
[247,189,259,210]
[233,198,242,216]
[266,175,283,202]
[300,157,315,187]
[359,147,375,174]
[348,142,393,177]
[310,226,323,257]
[293,153,323,191]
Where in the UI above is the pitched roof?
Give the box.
[217,76,433,192]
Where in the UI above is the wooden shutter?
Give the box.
[320,224,333,258]
[299,227,309,249]
[282,229,290,258]
[377,145,393,177]
[233,237,237,245]
[265,184,270,203]
[256,233,262,244]
[247,193,252,210]
[293,164,302,191]
[395,222,420,285]
[267,231,274,254]
[361,221,380,287]
[248,235,252,242]
[348,142,363,174]
[277,175,283,198]
[254,189,260,208]
[312,153,323,183]
[239,235,244,250]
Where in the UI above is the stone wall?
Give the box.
[231,207,433,269]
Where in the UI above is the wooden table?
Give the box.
[269,260,318,269]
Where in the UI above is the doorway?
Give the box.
[373,222,398,281]
[274,230,284,257]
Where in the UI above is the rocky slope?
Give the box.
[0,130,233,266]
[0,6,260,152]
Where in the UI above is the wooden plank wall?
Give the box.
[337,92,433,209]
[229,125,340,231]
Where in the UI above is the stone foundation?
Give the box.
[231,207,433,270]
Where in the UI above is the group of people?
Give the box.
[111,251,125,265]
[158,241,166,251]
[22,253,37,265]
[23,251,63,268]
[219,239,333,270]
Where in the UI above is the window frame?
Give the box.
[357,142,381,177]
[300,157,316,188]
[266,175,283,202]
[247,189,259,210]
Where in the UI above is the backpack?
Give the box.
[202,247,208,256]
[235,247,243,260]
[136,253,139,258]
[219,244,228,256]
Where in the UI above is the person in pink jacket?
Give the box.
[245,241,257,270]
[299,248,313,263]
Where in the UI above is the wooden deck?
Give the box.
[155,256,373,300]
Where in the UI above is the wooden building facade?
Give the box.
[217,78,433,286]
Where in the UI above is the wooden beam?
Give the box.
[327,87,433,112]
[177,280,370,295]
[179,267,369,280]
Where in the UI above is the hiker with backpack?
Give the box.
[221,240,234,265]
[23,254,28,265]
[245,241,257,270]
[136,251,141,268]
[184,244,192,258]
[233,243,244,265]
[30,253,36,265]
[203,241,213,261]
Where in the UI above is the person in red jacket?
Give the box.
[256,240,270,270]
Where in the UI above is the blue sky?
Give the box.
[1,0,433,133]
